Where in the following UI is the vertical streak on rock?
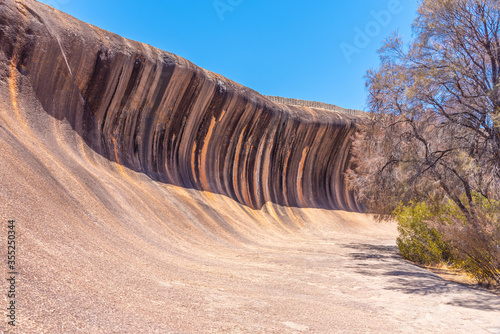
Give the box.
[8,46,22,126]
[253,127,267,208]
[297,146,310,208]
[200,115,217,192]
[191,141,198,186]
[260,115,280,207]
[140,57,175,180]
[232,124,247,206]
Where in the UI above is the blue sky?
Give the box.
[39,0,419,111]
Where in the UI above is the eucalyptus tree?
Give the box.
[348,0,500,283]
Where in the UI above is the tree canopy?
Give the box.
[348,0,500,284]
[349,0,500,216]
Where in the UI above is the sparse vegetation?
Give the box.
[348,0,500,286]
[395,201,451,265]
[393,196,500,285]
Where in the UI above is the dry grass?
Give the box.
[415,262,500,295]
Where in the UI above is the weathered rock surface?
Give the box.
[2,1,499,333]
[0,0,361,211]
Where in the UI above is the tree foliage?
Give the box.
[347,0,500,284]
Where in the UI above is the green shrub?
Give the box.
[395,196,500,285]
[395,202,451,265]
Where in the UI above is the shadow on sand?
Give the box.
[342,243,500,312]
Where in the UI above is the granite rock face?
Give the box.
[0,0,362,211]
[4,2,500,333]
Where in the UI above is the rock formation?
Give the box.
[0,0,362,212]
[2,2,500,333]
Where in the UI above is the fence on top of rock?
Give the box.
[265,96,364,117]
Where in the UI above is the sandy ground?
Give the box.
[1,64,500,334]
